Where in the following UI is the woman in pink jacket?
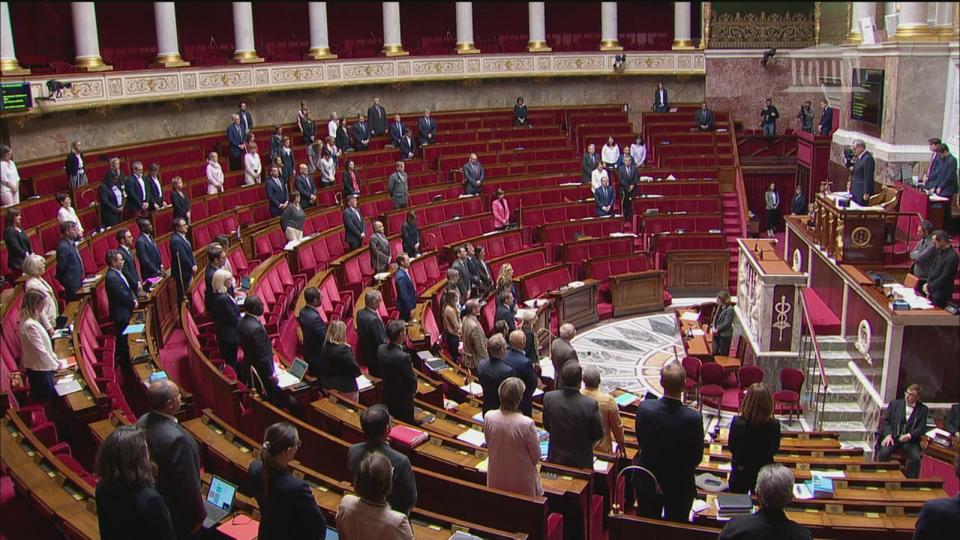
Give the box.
[492,188,510,230]
[484,376,544,497]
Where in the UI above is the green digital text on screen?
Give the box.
[0,83,33,112]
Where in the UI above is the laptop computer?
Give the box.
[202,475,237,528]
[276,358,309,389]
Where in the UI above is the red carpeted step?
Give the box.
[802,288,841,335]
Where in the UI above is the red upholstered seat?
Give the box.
[774,368,805,421]
[699,362,726,419]
[737,365,765,404]
[682,356,702,404]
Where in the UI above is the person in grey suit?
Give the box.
[848,139,875,206]
[387,161,409,209]
[343,195,364,250]
[696,102,714,131]
[876,384,929,478]
[543,361,603,469]
[910,220,937,292]
[136,380,205,538]
[550,324,579,379]
[712,291,735,356]
[581,144,599,183]
[294,163,317,209]
[357,290,388,378]
[417,110,436,145]
[463,153,484,195]
[368,221,391,274]
[347,405,417,515]
[451,245,473,301]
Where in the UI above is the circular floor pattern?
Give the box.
[570,312,687,397]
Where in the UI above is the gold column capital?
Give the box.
[304,47,338,61]
[74,56,113,72]
[0,58,30,76]
[231,50,264,64]
[382,44,409,57]
[455,42,481,55]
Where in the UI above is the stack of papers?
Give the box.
[356,375,374,391]
[456,428,486,447]
[123,324,146,335]
[54,376,83,396]
[680,311,700,322]
[614,392,639,406]
[883,284,935,310]
[460,382,483,396]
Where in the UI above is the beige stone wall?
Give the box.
[5,76,705,162]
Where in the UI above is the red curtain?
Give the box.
[744,172,798,233]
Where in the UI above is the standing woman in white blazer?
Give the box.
[206,151,225,194]
[56,193,85,237]
[0,145,20,207]
[244,142,262,186]
[19,288,60,401]
[22,254,59,333]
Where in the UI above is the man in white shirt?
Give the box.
[328,111,339,140]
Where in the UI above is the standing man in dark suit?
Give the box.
[463,153,485,195]
[913,456,960,540]
[712,290,735,356]
[357,289,388,377]
[352,114,371,151]
[238,295,282,404]
[503,331,538,417]
[618,154,638,222]
[543,361,603,468]
[876,384,929,478]
[294,163,317,209]
[169,218,196,304]
[98,168,124,228]
[226,114,245,171]
[145,163,166,212]
[237,101,253,137]
[923,230,959,308]
[790,185,808,215]
[298,287,327,377]
[55,221,85,300]
[634,362,704,522]
[204,243,227,315]
[398,128,417,161]
[115,228,142,294]
[265,165,288,218]
[696,102,715,131]
[818,99,834,136]
[582,144,599,184]
[395,253,416,322]
[135,219,163,280]
[378,320,417,425]
[417,109,436,146]
[494,292,517,332]
[124,161,149,217]
[477,335,515,413]
[137,379,205,539]
[848,139,875,205]
[104,249,137,369]
[594,175,615,217]
[347,405,418,515]
[342,195,364,250]
[367,97,387,136]
[927,144,958,227]
[451,246,473,301]
[550,324,579,378]
[3,208,32,275]
[368,221,391,274]
[389,114,406,148]
[653,82,669,112]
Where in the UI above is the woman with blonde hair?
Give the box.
[22,254,58,333]
[209,268,240,370]
[19,288,60,400]
[728,382,782,494]
[320,320,362,401]
[495,263,518,307]
[483,377,544,497]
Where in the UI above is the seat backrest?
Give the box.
[682,356,701,380]
[700,362,726,385]
[738,365,764,390]
[780,367,805,392]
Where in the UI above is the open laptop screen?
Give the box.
[206,476,237,511]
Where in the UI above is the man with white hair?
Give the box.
[848,139,875,206]
[463,153,484,195]
[718,464,812,539]
[550,323,579,377]
[328,111,339,139]
[582,143,599,183]
[417,109,436,146]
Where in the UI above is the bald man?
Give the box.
[368,220,391,274]
[463,153,484,195]
[550,323,579,378]
[503,330,539,417]
[136,380,205,537]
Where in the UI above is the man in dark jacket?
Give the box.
[378,320,417,424]
[170,218,196,303]
[55,221,84,300]
[238,296,280,400]
[98,171,124,227]
[347,405,417,514]
[367,97,387,136]
[543,361,603,469]
[634,362,704,522]
[417,109,436,145]
[265,166,288,218]
[357,289,387,377]
[124,161,149,217]
[913,455,960,540]
[477,334,516,413]
[849,139,875,206]
[115,228,141,293]
[104,249,137,368]
[494,291,517,333]
[617,154,638,222]
[924,230,959,308]
[342,195,364,250]
[581,144,599,184]
[718,464,812,540]
[352,114,371,151]
[298,287,327,378]
[503,330,539,417]
[135,219,163,280]
[137,379,205,538]
[876,383,929,478]
[294,163,317,209]
[395,254,416,322]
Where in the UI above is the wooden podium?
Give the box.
[609,271,665,317]
[736,239,807,354]
[812,193,885,264]
[550,280,599,330]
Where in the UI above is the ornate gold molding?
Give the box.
[710,10,816,49]
[0,58,29,76]
[382,44,409,57]
[599,39,623,52]
[75,55,113,72]
[455,42,481,55]
[304,47,338,61]
[527,40,552,53]
[700,2,712,49]
[815,2,822,45]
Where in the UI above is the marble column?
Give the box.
[381,2,408,56]
[847,2,877,44]
[896,1,936,40]
[0,2,28,75]
[231,2,263,63]
[931,2,957,36]
[455,2,479,54]
[599,2,622,51]
[673,1,695,50]
[152,2,189,68]
[71,2,112,71]
[527,2,551,52]
[305,2,336,59]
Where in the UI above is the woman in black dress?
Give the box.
[401,211,420,258]
[209,268,241,370]
[95,425,176,540]
[728,382,782,494]
[320,320,362,402]
[513,97,528,127]
[170,176,191,223]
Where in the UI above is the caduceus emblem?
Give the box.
[772,295,792,341]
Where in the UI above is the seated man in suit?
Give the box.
[398,128,417,161]
[494,292,517,333]
[718,464,813,540]
[298,287,327,378]
[104,249,137,368]
[169,218,197,303]
[594,174,615,217]
[477,334,515,413]
[924,230,960,309]
[378,320,417,424]
[634,362,704,522]
[418,110,437,146]
[848,139,875,206]
[357,289,388,377]
[265,165,288,218]
[503,330,539,417]
[463,153,485,195]
[818,99,834,137]
[342,195,365,251]
[115,228,142,295]
[352,114,371,151]
[55,221,85,300]
[347,405,418,514]
[543,361,603,469]
[294,163,317,209]
[876,383,929,478]
[395,253,416,322]
[124,161,149,217]
[389,114,406,148]
[135,219,163,280]
[696,102,715,131]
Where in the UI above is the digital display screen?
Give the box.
[0,83,33,112]
[850,69,884,126]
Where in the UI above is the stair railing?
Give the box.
[797,291,828,430]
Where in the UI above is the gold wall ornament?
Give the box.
[710,10,816,49]
[382,44,409,57]
[0,58,30,76]
[850,226,872,247]
[230,50,264,64]
[814,2,822,45]
[151,52,190,69]
[700,2,712,49]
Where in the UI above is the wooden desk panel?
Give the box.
[666,250,729,293]
[550,280,599,329]
[609,271,665,317]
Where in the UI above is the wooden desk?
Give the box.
[921,437,960,496]
[812,193,886,264]
[677,307,712,358]
[550,279,599,329]
[608,270,665,317]
[665,250,728,293]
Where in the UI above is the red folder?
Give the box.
[217,515,260,540]
[388,425,430,448]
